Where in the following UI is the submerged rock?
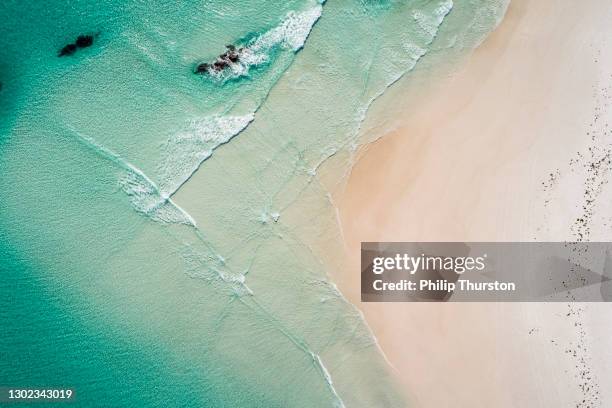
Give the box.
[75,34,94,48]
[58,33,95,57]
[58,43,77,57]
[194,63,209,74]
[227,52,239,63]
[213,59,228,70]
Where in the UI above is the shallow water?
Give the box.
[0,0,507,406]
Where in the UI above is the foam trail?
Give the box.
[182,236,254,298]
[181,225,368,404]
[205,2,324,83]
[244,297,346,408]
[311,352,346,408]
[309,0,454,181]
[413,0,454,37]
[66,125,196,226]
[157,114,254,197]
[180,233,346,406]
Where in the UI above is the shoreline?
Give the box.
[330,0,612,406]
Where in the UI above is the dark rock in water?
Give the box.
[228,52,239,63]
[76,34,94,48]
[213,60,228,70]
[195,63,209,74]
[59,43,77,57]
[195,44,243,75]
[58,33,95,57]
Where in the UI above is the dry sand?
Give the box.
[331,0,612,406]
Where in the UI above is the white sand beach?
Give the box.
[331,0,612,406]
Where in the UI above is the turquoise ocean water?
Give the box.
[0,1,507,406]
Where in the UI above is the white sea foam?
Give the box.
[65,125,196,226]
[156,114,254,197]
[119,169,195,225]
[182,244,253,297]
[310,352,346,408]
[262,6,322,51]
[110,114,254,227]
[350,0,454,129]
[207,3,322,82]
[413,0,454,38]
[402,42,428,62]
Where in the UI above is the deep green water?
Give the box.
[0,0,508,406]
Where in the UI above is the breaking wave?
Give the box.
[413,0,454,37]
[203,2,323,82]
[66,125,196,226]
[121,2,326,224]
[119,169,195,225]
[157,114,254,196]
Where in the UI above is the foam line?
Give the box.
[243,297,346,408]
[204,2,323,83]
[66,125,196,226]
[157,114,255,198]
